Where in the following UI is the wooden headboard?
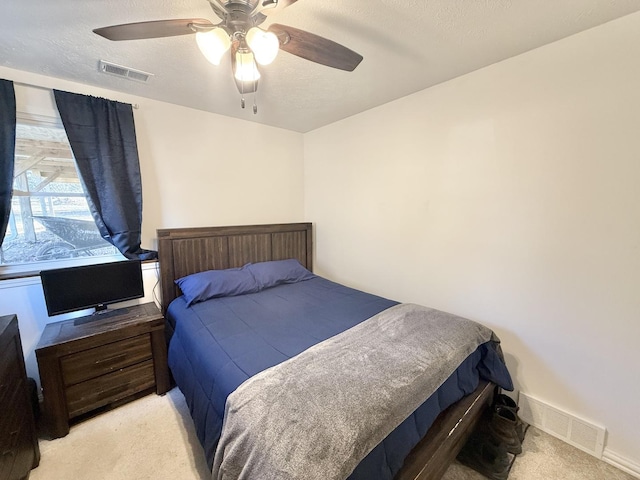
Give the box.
[157,223,313,313]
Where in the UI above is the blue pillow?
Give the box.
[175,266,260,307]
[246,259,315,289]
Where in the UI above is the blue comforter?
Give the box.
[166,276,512,479]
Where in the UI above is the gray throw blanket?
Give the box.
[212,303,496,480]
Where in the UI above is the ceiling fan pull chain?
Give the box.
[240,60,246,109]
[253,92,258,114]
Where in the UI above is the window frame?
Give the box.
[0,111,126,279]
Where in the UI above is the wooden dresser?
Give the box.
[0,314,40,480]
[35,302,170,439]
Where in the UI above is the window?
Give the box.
[0,115,118,267]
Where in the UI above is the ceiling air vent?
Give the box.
[99,60,153,83]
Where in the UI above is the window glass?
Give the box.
[0,118,118,265]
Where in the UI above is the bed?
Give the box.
[157,223,513,480]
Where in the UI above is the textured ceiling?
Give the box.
[2,1,640,132]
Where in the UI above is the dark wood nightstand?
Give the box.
[0,314,40,480]
[35,302,170,439]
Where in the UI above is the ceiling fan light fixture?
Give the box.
[234,50,261,82]
[93,2,364,112]
[196,27,231,65]
[246,27,279,65]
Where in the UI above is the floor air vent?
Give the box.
[518,392,605,458]
[99,60,153,83]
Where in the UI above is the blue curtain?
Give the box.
[0,79,16,247]
[53,90,157,260]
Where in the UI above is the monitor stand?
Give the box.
[73,305,130,326]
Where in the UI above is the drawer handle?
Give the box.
[95,354,127,365]
[2,449,14,457]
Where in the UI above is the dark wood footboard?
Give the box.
[395,380,495,480]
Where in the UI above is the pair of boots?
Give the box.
[457,430,512,480]
[488,394,527,455]
[456,394,528,480]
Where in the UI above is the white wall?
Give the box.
[138,102,304,241]
[304,12,640,472]
[0,66,304,386]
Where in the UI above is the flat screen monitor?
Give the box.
[40,260,144,316]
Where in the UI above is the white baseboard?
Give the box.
[517,392,639,478]
[517,392,605,458]
[603,449,640,479]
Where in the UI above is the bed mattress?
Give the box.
[166,276,512,479]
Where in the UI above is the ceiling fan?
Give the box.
[93,0,363,113]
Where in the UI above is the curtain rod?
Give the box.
[12,80,140,109]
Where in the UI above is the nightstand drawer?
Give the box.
[61,333,153,386]
[65,359,156,418]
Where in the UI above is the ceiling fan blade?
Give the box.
[268,24,363,72]
[260,0,299,17]
[93,19,214,41]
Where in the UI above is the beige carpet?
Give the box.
[31,387,636,480]
[442,428,636,480]
[31,388,210,480]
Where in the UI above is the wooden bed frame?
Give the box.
[157,222,494,480]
